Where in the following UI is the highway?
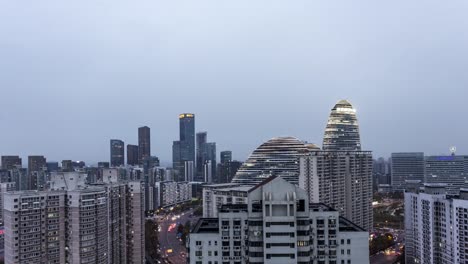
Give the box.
[158,207,199,264]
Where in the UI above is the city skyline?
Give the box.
[2,1,468,163]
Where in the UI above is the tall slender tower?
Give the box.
[110,139,124,167]
[179,113,195,163]
[138,126,151,164]
[323,99,361,151]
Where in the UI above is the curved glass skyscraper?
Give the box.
[231,137,318,185]
[323,99,361,151]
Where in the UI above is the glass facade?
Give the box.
[322,100,361,151]
[232,137,317,185]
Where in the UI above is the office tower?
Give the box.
[173,114,196,181]
[28,155,46,190]
[205,142,216,181]
[46,161,59,172]
[179,113,195,161]
[110,139,125,167]
[4,191,67,264]
[127,144,139,166]
[196,132,207,178]
[204,160,213,183]
[220,151,232,164]
[217,147,232,182]
[391,152,425,191]
[323,99,361,151]
[61,160,73,172]
[405,184,468,264]
[189,176,369,264]
[299,150,374,231]
[1,156,22,170]
[138,126,151,164]
[232,137,314,185]
[424,155,468,194]
[184,161,195,182]
[9,168,28,191]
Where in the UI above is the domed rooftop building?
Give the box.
[323,99,361,151]
[232,137,316,186]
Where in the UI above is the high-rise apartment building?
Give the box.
[322,100,361,151]
[110,139,125,167]
[138,126,151,164]
[1,156,22,170]
[3,171,145,264]
[299,150,374,231]
[189,177,369,264]
[4,191,67,264]
[127,144,139,166]
[405,184,468,264]
[391,152,425,191]
[154,181,192,208]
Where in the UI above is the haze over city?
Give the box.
[2,0,468,164]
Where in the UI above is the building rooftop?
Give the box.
[192,218,219,233]
[339,217,365,232]
[309,203,337,212]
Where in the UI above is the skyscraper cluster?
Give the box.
[229,99,373,231]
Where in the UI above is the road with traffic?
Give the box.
[158,207,199,264]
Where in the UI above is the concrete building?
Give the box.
[1,156,22,170]
[4,191,67,264]
[405,184,468,264]
[299,150,374,231]
[189,176,369,264]
[391,152,425,191]
[202,183,250,217]
[0,182,15,225]
[3,171,145,264]
[155,181,192,208]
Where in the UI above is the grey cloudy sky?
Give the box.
[1,0,468,164]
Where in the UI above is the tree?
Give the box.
[145,219,160,261]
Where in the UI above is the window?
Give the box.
[347,239,351,244]
[196,241,202,246]
[195,251,202,256]
[347,249,351,255]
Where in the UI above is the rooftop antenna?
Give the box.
[450,146,457,156]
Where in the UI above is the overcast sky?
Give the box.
[1,0,468,165]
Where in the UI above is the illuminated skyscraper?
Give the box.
[173,114,195,181]
[179,113,195,164]
[323,99,361,151]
